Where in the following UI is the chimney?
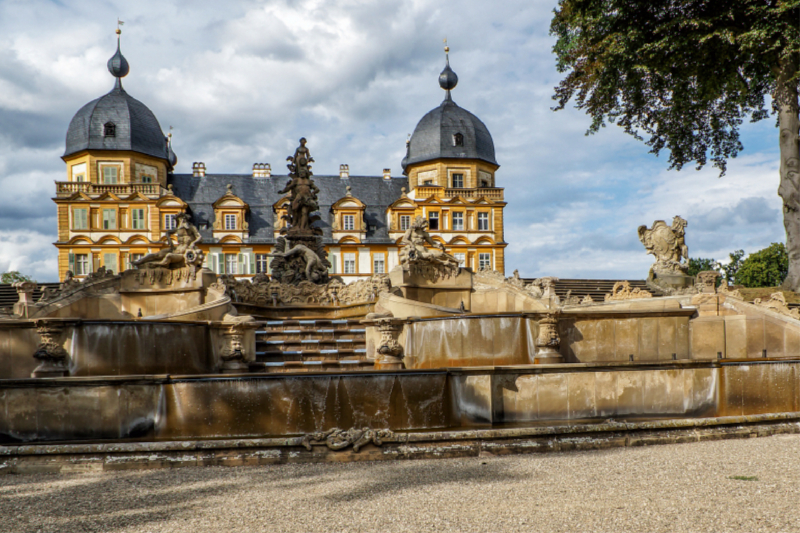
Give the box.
[192,162,206,177]
[383,168,391,180]
[339,164,349,179]
[252,163,271,178]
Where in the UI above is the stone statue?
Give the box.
[133,213,204,273]
[638,216,689,277]
[269,138,331,285]
[267,243,328,283]
[399,216,459,281]
[279,137,320,232]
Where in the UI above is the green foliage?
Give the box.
[728,475,758,482]
[687,257,719,278]
[721,250,745,284]
[1,271,34,284]
[550,0,799,174]
[735,243,788,288]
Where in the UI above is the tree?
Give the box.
[720,249,745,284]
[550,0,800,288]
[687,257,719,278]
[735,243,788,287]
[0,271,34,284]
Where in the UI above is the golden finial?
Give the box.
[443,37,449,54]
[116,19,124,35]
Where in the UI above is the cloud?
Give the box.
[0,0,786,282]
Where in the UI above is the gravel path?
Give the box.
[2,434,800,533]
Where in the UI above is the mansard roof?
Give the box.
[168,174,409,244]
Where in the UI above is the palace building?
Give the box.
[54,36,507,281]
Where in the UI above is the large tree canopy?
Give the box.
[551,0,800,288]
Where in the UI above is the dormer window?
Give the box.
[453,132,464,147]
[104,122,116,137]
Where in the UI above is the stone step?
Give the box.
[255,328,366,336]
[249,360,374,373]
[256,348,367,362]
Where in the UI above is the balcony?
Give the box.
[414,185,504,201]
[55,181,164,198]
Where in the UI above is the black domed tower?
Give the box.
[55,27,178,281]
[398,44,506,274]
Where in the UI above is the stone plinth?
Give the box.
[389,266,472,310]
[119,267,217,318]
[649,271,694,290]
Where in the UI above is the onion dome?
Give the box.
[63,32,174,163]
[402,46,496,173]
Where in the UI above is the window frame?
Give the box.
[452,212,464,231]
[102,209,117,230]
[225,253,238,275]
[400,215,411,231]
[72,208,88,230]
[451,173,464,188]
[428,211,440,230]
[75,254,90,275]
[164,214,177,231]
[102,165,119,184]
[478,252,491,271]
[224,213,237,231]
[255,254,269,274]
[477,212,490,231]
[131,208,146,230]
[342,214,355,231]
[373,253,385,274]
[343,253,356,274]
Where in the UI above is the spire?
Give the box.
[107,20,129,89]
[438,38,458,101]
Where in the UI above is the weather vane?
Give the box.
[116,19,124,35]
[443,37,449,55]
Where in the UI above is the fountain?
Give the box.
[1,179,800,472]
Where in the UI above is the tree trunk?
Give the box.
[777,57,800,291]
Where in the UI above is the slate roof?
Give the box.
[64,82,171,161]
[403,97,497,171]
[168,174,409,244]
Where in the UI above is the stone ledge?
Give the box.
[1,413,798,474]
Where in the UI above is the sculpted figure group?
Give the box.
[399,216,460,282]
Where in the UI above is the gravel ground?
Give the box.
[2,434,800,533]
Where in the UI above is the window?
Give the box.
[75,254,90,275]
[71,163,86,182]
[479,253,491,271]
[225,254,238,274]
[478,212,490,231]
[453,132,464,146]
[343,214,355,231]
[256,254,269,274]
[104,122,116,137]
[400,215,411,231]
[224,214,237,230]
[102,209,117,230]
[423,180,433,186]
[73,208,88,230]
[428,212,439,230]
[164,214,177,230]
[373,253,385,274]
[451,173,464,188]
[102,166,118,184]
[141,175,153,184]
[131,209,145,230]
[454,253,466,267]
[452,212,464,231]
[103,253,118,274]
[343,253,356,274]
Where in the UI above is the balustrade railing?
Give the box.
[55,181,163,197]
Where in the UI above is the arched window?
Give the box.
[104,122,116,137]
[453,132,464,147]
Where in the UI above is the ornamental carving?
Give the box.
[753,292,800,319]
[718,282,742,299]
[535,313,562,363]
[39,269,112,303]
[301,427,396,452]
[605,281,653,301]
[695,271,720,293]
[399,216,459,282]
[376,318,404,363]
[217,274,391,307]
[31,320,70,377]
[637,216,689,276]
[133,213,205,279]
[220,323,248,373]
[267,237,330,285]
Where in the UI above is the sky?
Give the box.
[0,0,785,282]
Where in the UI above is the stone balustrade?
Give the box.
[55,181,163,197]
